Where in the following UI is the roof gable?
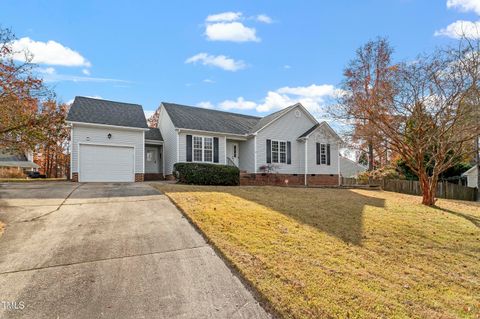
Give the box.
[249,103,317,134]
[299,121,343,143]
[66,96,148,129]
[162,102,260,135]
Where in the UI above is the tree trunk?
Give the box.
[419,173,437,206]
[368,142,374,171]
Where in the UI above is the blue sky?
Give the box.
[2,0,479,119]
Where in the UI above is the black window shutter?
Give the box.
[327,144,331,165]
[266,139,271,163]
[316,143,320,165]
[287,141,291,164]
[186,135,192,162]
[213,137,219,163]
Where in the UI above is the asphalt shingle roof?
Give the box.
[298,123,320,138]
[145,128,163,141]
[67,96,148,129]
[162,102,261,135]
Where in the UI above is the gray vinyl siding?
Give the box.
[307,139,340,175]
[158,105,178,175]
[71,124,144,174]
[178,132,226,165]
[238,138,255,172]
[256,106,316,174]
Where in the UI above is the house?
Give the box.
[66,96,343,185]
[0,149,39,172]
[462,165,478,188]
[339,156,367,178]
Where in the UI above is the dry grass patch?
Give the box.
[0,221,4,237]
[155,184,480,319]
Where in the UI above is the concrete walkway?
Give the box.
[0,182,269,319]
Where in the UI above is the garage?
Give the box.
[79,144,134,182]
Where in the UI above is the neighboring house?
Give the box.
[0,149,39,171]
[462,165,479,188]
[66,96,343,185]
[339,156,367,178]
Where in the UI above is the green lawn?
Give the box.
[155,184,480,319]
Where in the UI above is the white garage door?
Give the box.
[79,144,134,182]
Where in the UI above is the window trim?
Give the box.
[192,135,214,163]
[270,139,288,164]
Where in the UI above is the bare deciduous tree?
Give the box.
[334,37,397,171]
[364,38,480,205]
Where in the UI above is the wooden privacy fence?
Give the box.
[341,177,477,202]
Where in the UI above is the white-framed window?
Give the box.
[193,136,203,162]
[271,140,287,164]
[320,143,327,164]
[204,137,213,162]
[193,136,214,162]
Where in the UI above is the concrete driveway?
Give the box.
[0,182,269,319]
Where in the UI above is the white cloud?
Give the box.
[205,22,260,42]
[185,53,246,71]
[82,68,91,75]
[256,14,273,24]
[200,84,339,121]
[447,0,480,14]
[10,37,91,67]
[38,67,56,75]
[219,97,257,110]
[277,84,337,98]
[197,101,215,109]
[206,12,242,22]
[436,0,480,38]
[434,20,480,38]
[283,65,291,69]
[203,78,215,83]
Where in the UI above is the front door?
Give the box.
[145,146,160,173]
[228,142,239,166]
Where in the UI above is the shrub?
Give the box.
[357,165,403,181]
[173,162,240,186]
[0,167,26,178]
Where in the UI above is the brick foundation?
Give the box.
[144,173,164,181]
[135,173,144,182]
[71,172,78,182]
[306,174,339,186]
[240,173,339,187]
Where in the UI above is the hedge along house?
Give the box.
[67,97,163,182]
[157,102,343,186]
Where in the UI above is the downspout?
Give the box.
[224,136,227,164]
[304,138,308,186]
[337,142,341,186]
[254,134,257,173]
[70,124,74,180]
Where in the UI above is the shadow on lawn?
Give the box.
[434,206,480,229]
[166,185,386,246]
